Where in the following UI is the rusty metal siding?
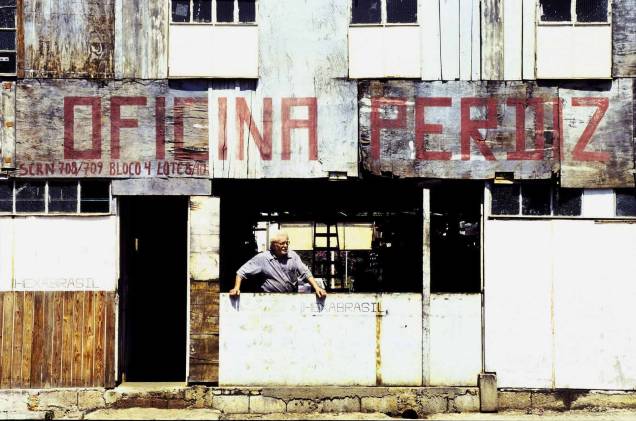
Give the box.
[23,0,114,78]
[114,0,168,79]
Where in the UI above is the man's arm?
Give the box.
[229,274,243,296]
[306,275,327,298]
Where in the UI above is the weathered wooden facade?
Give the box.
[0,0,635,399]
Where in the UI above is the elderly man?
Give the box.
[229,232,327,298]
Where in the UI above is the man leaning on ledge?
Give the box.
[229,231,327,298]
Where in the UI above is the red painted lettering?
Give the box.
[370,97,407,160]
[507,98,545,160]
[64,97,102,160]
[415,97,452,160]
[111,96,147,160]
[571,97,610,162]
[174,97,209,161]
[236,97,272,160]
[281,98,318,161]
[460,98,497,161]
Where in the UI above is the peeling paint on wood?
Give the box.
[559,79,635,188]
[1,81,16,169]
[612,0,636,77]
[359,80,559,180]
[115,0,168,79]
[23,0,114,78]
[481,0,504,80]
[15,79,208,178]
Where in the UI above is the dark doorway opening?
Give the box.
[119,197,188,382]
[430,181,482,293]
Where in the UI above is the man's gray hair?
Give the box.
[269,231,289,248]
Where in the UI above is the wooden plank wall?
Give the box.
[1,81,16,170]
[0,291,116,389]
[613,0,636,77]
[23,0,114,78]
[114,0,168,79]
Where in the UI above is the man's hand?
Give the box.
[229,288,240,296]
[314,287,327,298]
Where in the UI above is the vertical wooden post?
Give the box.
[422,188,431,386]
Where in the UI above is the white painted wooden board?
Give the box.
[349,27,421,78]
[552,221,636,389]
[0,217,118,291]
[471,0,481,80]
[0,218,12,291]
[440,0,460,80]
[169,25,259,78]
[220,293,422,386]
[503,0,523,80]
[459,0,473,80]
[522,0,537,79]
[421,0,442,80]
[429,294,481,386]
[484,220,554,388]
[536,25,612,79]
[189,196,220,281]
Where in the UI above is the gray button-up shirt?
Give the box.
[237,250,312,293]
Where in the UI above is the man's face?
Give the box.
[271,237,289,258]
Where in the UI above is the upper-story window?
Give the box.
[539,0,608,23]
[0,0,16,75]
[351,0,417,24]
[171,0,256,24]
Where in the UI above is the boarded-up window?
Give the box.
[80,180,110,213]
[616,190,636,217]
[0,180,11,212]
[386,0,417,23]
[48,181,78,213]
[0,0,16,74]
[15,180,45,213]
[351,0,381,24]
[193,0,212,22]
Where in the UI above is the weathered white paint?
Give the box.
[421,0,442,80]
[503,0,523,80]
[485,218,636,389]
[1,82,15,169]
[484,220,554,388]
[169,25,259,78]
[189,196,220,281]
[440,0,460,80]
[471,0,481,80]
[0,216,118,291]
[429,294,481,386]
[582,189,615,217]
[219,293,422,386]
[536,25,612,79]
[522,0,536,79]
[459,0,474,80]
[349,26,421,78]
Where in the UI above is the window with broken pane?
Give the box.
[15,180,45,213]
[351,0,417,24]
[48,181,78,213]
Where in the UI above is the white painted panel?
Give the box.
[169,25,258,78]
[459,0,473,80]
[5,217,118,291]
[522,0,536,79]
[0,218,12,290]
[440,0,460,80]
[349,27,421,78]
[552,221,636,389]
[421,0,442,80]
[471,0,480,80]
[536,25,612,79]
[503,0,523,80]
[429,294,481,386]
[582,189,615,217]
[484,220,554,388]
[220,293,422,386]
